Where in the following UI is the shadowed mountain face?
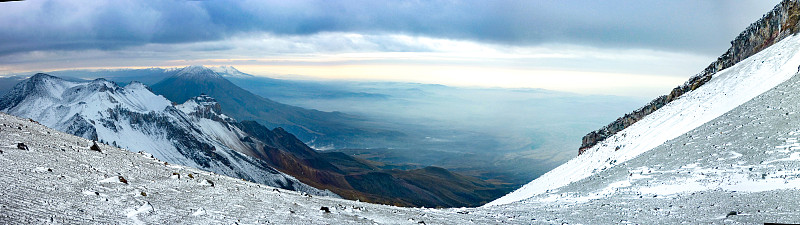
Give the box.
[150,66,403,149]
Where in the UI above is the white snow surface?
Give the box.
[490,34,800,206]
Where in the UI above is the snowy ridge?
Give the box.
[0,74,336,197]
[488,33,800,206]
[175,95,256,157]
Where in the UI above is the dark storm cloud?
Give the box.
[0,0,779,56]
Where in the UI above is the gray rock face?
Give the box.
[581,0,800,155]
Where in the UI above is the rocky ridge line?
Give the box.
[580,0,800,155]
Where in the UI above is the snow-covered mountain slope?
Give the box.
[484,64,800,223]
[5,80,800,224]
[0,112,518,224]
[175,94,254,155]
[489,32,800,206]
[0,74,335,197]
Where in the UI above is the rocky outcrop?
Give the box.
[580,0,800,155]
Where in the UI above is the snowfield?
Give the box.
[489,33,800,207]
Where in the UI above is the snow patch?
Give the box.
[126,201,154,225]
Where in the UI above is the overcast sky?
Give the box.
[0,0,780,96]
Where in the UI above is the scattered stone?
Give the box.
[16,143,28,150]
[90,141,101,152]
[187,173,194,179]
[141,192,147,197]
[320,206,330,213]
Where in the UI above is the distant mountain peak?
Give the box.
[210,65,253,78]
[175,65,223,80]
[30,73,56,80]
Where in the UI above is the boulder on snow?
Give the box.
[90,141,101,152]
[16,143,28,150]
[200,179,215,187]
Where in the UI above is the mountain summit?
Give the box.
[174,65,224,80]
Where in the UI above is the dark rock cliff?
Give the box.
[580,0,800,155]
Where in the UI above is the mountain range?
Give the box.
[0,64,647,190]
[0,73,335,196]
[150,65,403,150]
[0,68,508,207]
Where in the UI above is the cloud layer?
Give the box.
[0,0,778,56]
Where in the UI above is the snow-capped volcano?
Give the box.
[0,74,335,196]
[174,65,224,80]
